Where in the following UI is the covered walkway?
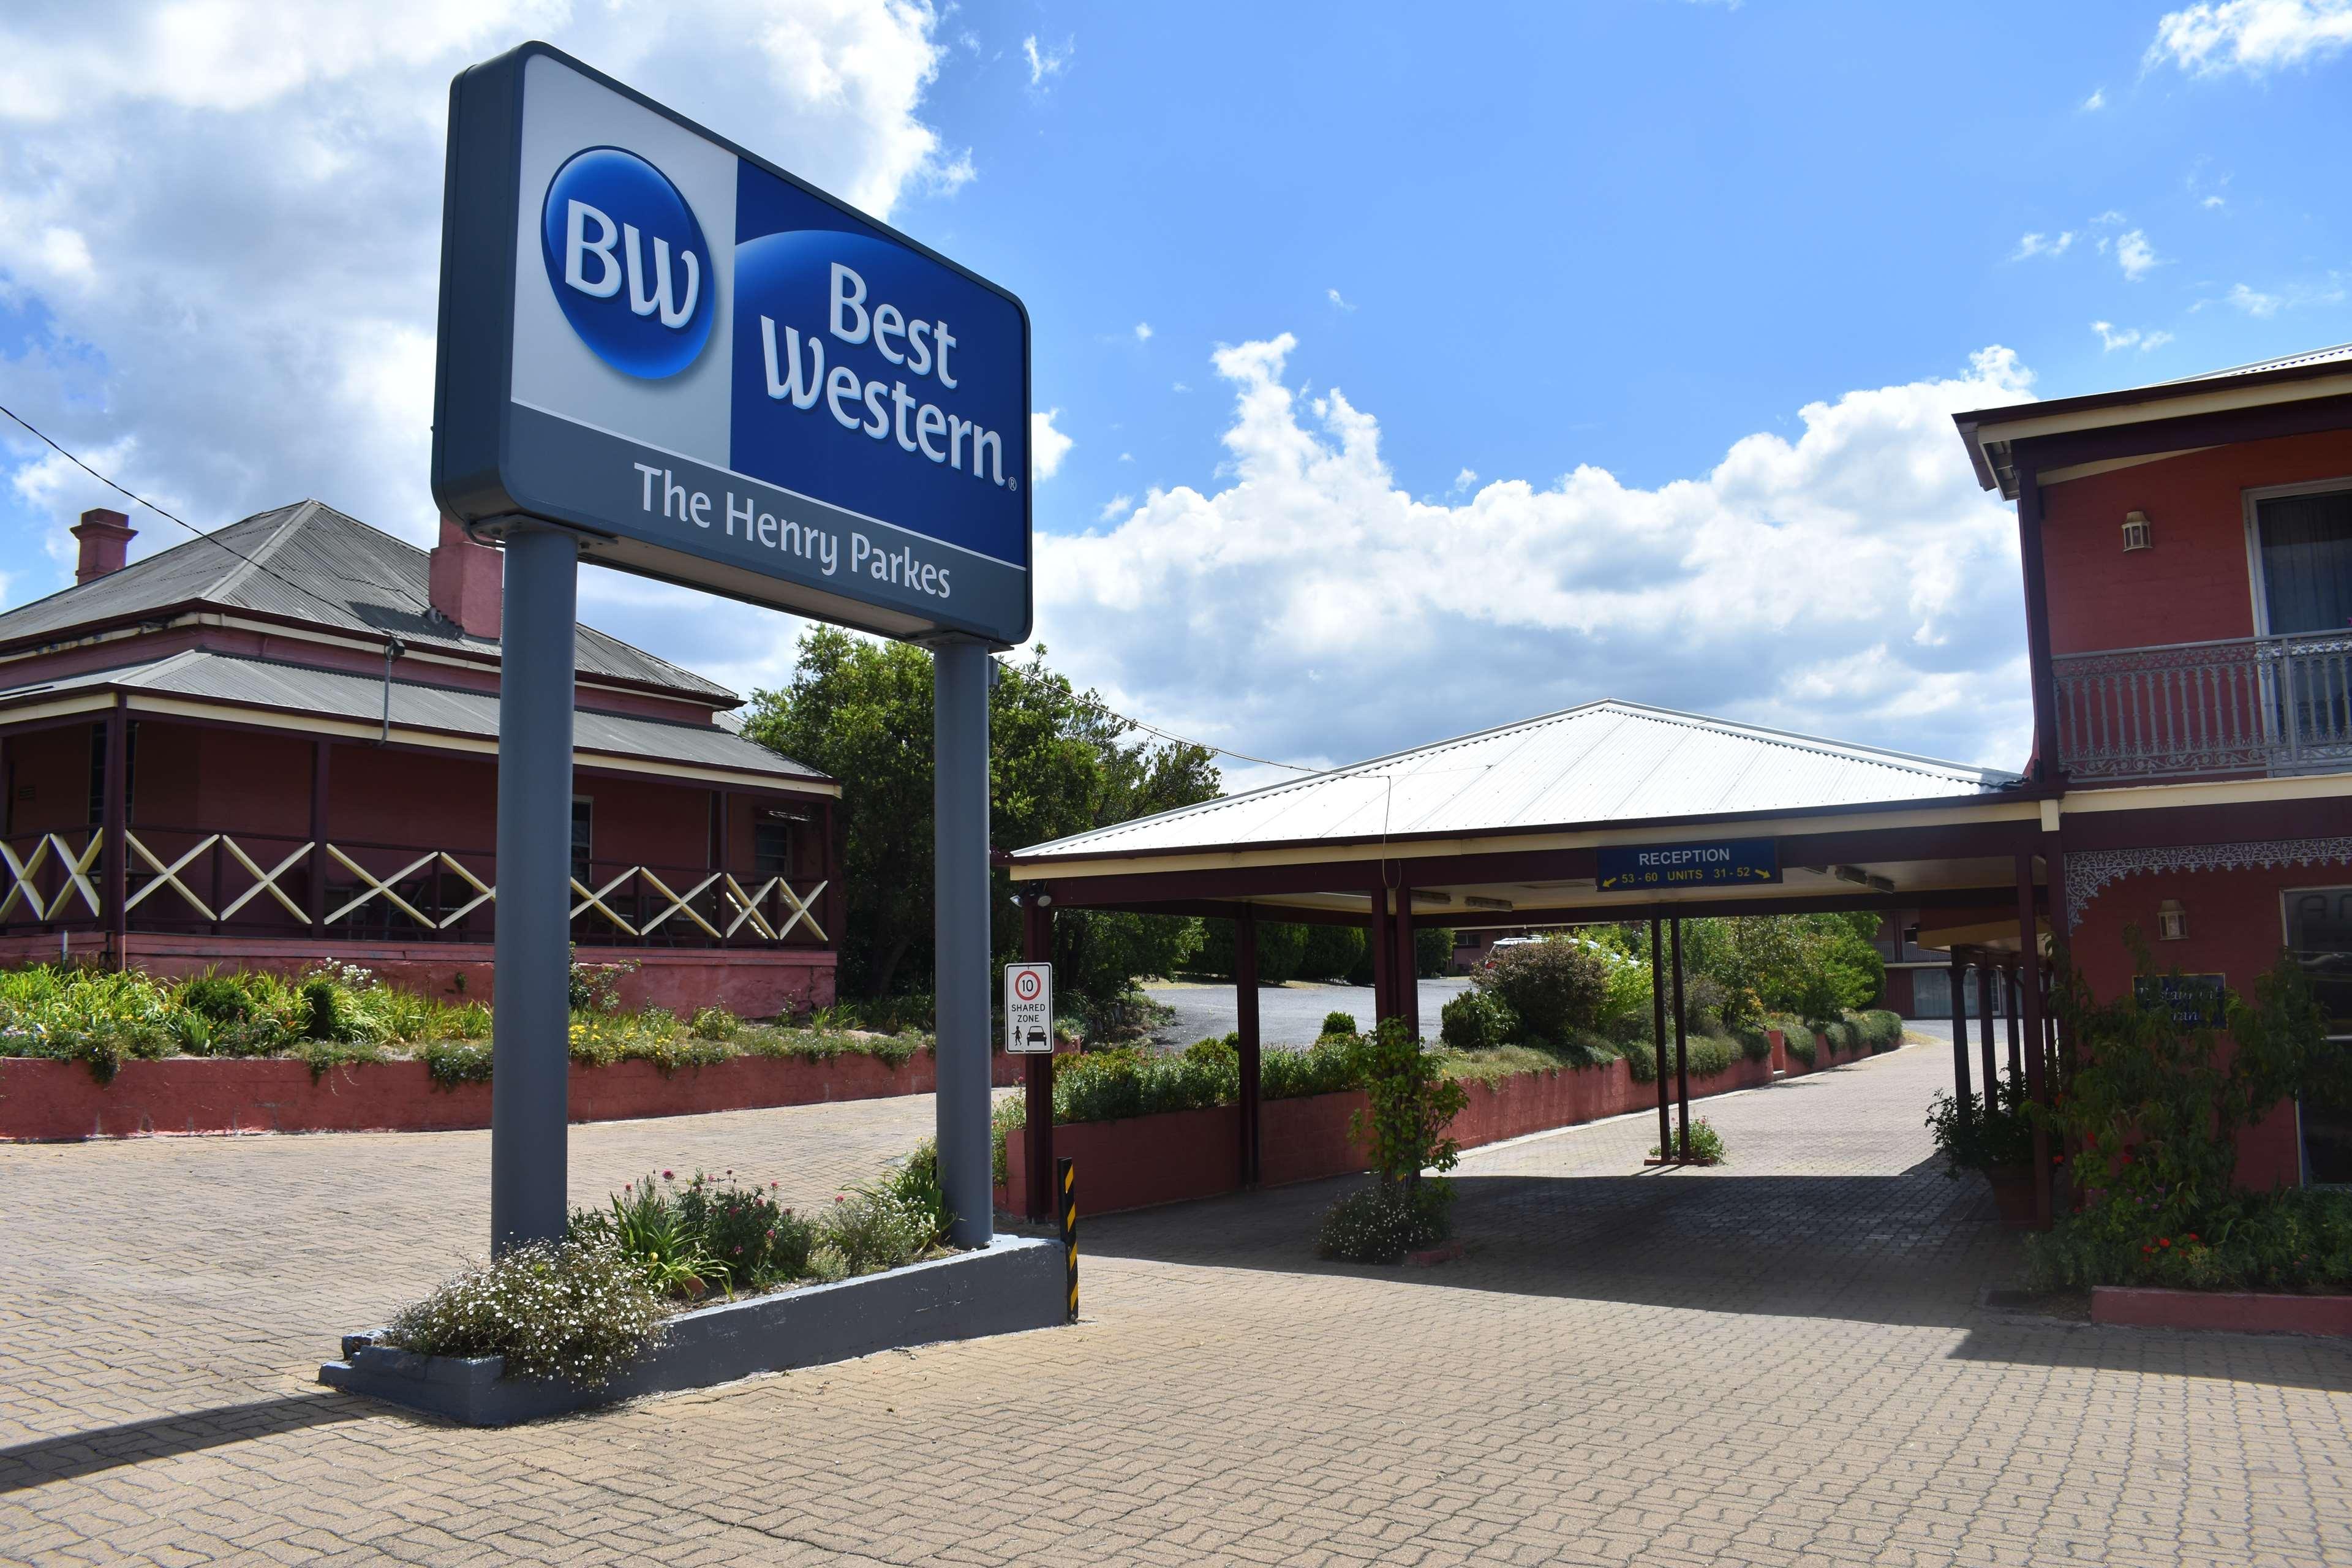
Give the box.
[1008,700,2060,1221]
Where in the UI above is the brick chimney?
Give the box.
[71,508,136,583]
[427,515,502,639]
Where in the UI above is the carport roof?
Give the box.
[1013,700,2019,865]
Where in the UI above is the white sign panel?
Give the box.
[1003,962,1053,1054]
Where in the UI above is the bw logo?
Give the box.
[540,146,714,380]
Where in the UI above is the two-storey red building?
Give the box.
[0,501,841,1014]
[1955,342,2352,1188]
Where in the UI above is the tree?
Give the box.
[740,629,1221,1000]
[1414,926,1457,978]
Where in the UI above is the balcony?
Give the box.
[2052,630,2352,782]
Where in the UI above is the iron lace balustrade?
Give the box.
[2052,630,2352,781]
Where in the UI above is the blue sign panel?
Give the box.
[433,43,1031,645]
[1596,837,1781,893]
[2133,973,2229,1027]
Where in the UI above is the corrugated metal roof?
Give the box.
[0,500,737,704]
[0,651,825,784]
[1014,700,2018,861]
[2162,341,2352,386]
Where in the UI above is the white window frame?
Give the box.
[2241,475,2352,639]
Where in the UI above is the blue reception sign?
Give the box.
[432,43,1031,644]
[1596,837,1781,893]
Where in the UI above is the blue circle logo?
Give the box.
[541,146,714,380]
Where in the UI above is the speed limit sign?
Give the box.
[1004,963,1054,1054]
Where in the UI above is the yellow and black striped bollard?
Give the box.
[1057,1156,1077,1323]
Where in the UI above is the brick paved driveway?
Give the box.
[6,1043,2350,1566]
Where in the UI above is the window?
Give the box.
[85,722,138,826]
[753,813,794,880]
[570,796,593,885]
[2256,488,2352,637]
[2283,888,2352,1183]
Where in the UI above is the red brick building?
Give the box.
[0,501,839,1015]
[1954,342,2352,1188]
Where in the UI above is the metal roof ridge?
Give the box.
[205,499,321,605]
[2158,340,2352,386]
[1594,700,2019,785]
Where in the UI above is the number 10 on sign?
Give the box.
[1004,963,1053,1054]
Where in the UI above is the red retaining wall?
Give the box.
[1000,1048,1795,1218]
[1,1046,1030,1142]
[2092,1286,2352,1337]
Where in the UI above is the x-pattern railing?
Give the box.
[6,827,827,946]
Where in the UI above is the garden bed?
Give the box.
[319,1235,1063,1425]
[0,1048,1033,1142]
[998,1050,1785,1217]
[2089,1286,2352,1338]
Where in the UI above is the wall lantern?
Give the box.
[2122,510,2153,552]
[2157,898,2187,941]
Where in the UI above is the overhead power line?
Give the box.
[0,401,433,623]
[3,405,1327,775]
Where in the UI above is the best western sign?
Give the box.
[431,43,1032,644]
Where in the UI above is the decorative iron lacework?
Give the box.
[2065,837,2352,930]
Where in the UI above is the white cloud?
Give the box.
[2231,284,2285,317]
[0,1,966,598]
[2092,322,2174,352]
[1327,287,1356,312]
[1033,336,2039,776]
[2012,231,2075,260]
[2204,194,2228,209]
[1097,493,1133,522]
[1030,409,1073,481]
[2149,0,2352,76]
[2116,229,2160,279]
[1451,469,1479,494]
[1171,382,1191,393]
[1022,34,1072,85]
[2082,86,2108,109]
[1133,322,1153,342]
[1118,451,1134,462]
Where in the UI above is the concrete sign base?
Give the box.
[319,1234,1063,1426]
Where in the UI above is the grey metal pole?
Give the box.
[491,523,579,1254]
[933,636,994,1248]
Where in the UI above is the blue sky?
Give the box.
[2,0,2348,785]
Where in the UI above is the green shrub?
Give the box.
[424,1038,494,1086]
[875,1139,952,1250]
[1438,989,1515,1051]
[567,951,639,1013]
[1621,1031,1738,1084]
[1351,1018,1468,1190]
[688,1005,740,1042]
[1855,1009,1905,1050]
[1298,925,1366,983]
[1732,1025,1774,1063]
[0,966,176,1082]
[1316,1181,1453,1264]
[1652,1116,1727,1166]
[1925,1077,2036,1177]
[1259,1036,1362,1099]
[300,977,345,1041]
[1319,1010,1359,1039]
[380,1239,668,1386]
[2030,1185,2352,1294]
[1414,926,1455,978]
[677,1173,814,1288]
[176,974,256,1026]
[1471,939,1609,1042]
[1183,1033,1239,1068]
[819,1186,940,1274]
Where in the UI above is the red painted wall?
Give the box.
[2,724,93,837]
[2069,863,2315,1190]
[2041,429,2352,657]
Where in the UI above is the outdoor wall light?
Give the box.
[2122,510,2153,552]
[2158,897,2187,941]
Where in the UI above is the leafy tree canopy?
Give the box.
[741,629,1221,1000]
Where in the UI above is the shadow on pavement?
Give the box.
[0,1393,378,1493]
[1080,1163,2352,1390]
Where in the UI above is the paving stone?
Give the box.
[4,1043,2350,1563]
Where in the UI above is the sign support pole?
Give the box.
[490,522,579,1254]
[1022,899,1055,1223]
[1649,913,1670,1161]
[933,636,994,1249]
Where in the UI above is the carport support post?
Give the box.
[932,636,993,1250]
[1976,963,1998,1101]
[2016,854,2051,1228]
[489,523,578,1254]
[1235,905,1261,1187]
[1022,896,1055,1224]
[2004,963,2023,1086]
[1394,887,1419,1039]
[1369,880,1395,1025]
[1948,952,1972,1115]
[1649,914,1670,1159]
[1671,915,1691,1159]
